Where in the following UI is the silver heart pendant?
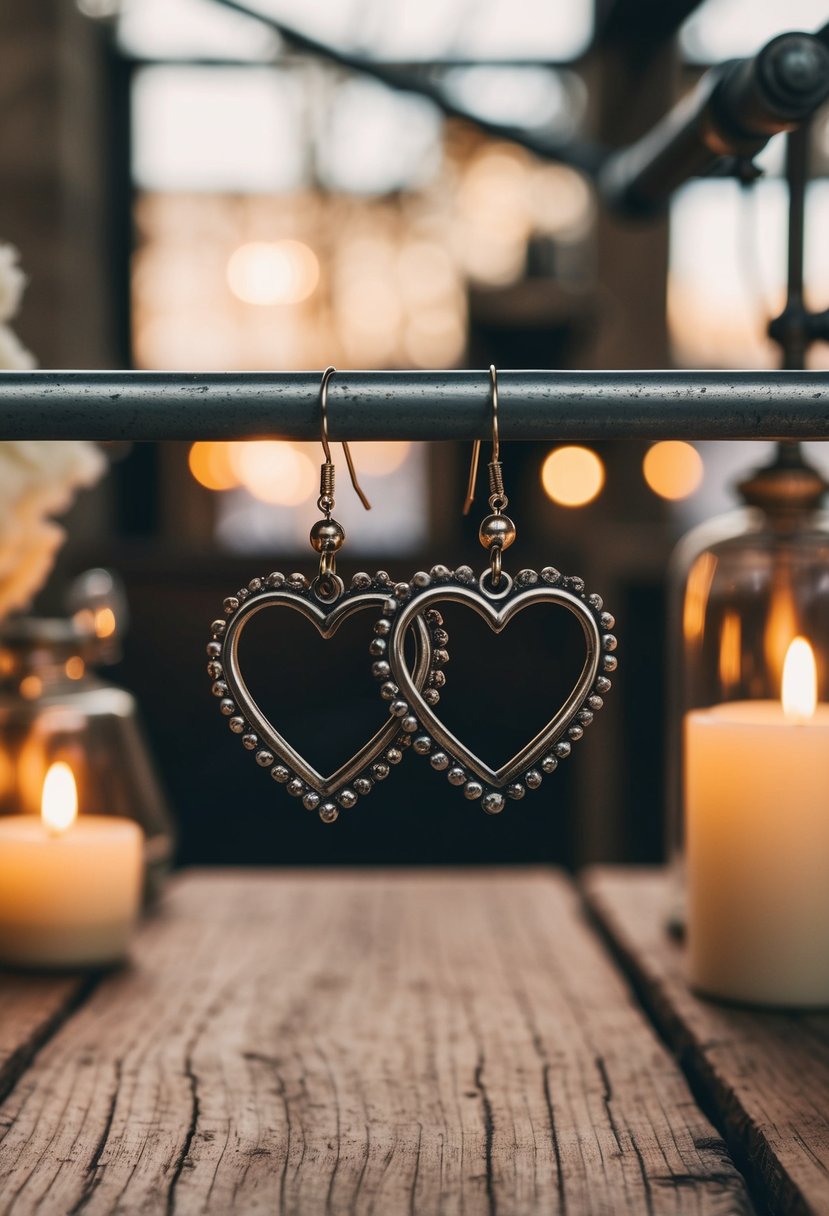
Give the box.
[206,569,444,823]
[371,564,617,815]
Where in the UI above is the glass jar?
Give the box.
[0,615,174,902]
[666,445,829,929]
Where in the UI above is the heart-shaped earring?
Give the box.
[370,366,617,815]
[206,367,446,823]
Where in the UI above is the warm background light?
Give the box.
[643,441,704,500]
[41,762,78,835]
[764,577,799,688]
[718,609,741,691]
[19,675,42,700]
[227,239,320,306]
[683,552,716,644]
[229,440,317,507]
[94,606,117,639]
[0,747,13,801]
[782,636,817,720]
[541,446,605,507]
[350,442,411,477]
[188,441,240,492]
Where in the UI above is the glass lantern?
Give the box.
[666,443,829,929]
[0,574,174,903]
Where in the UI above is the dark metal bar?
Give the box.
[785,125,808,332]
[768,121,829,450]
[766,121,811,469]
[600,31,829,216]
[768,122,810,371]
[1,370,829,441]
[595,0,707,48]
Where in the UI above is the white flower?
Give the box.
[0,242,107,620]
[0,441,105,511]
[0,245,27,324]
[0,441,106,619]
[0,518,65,620]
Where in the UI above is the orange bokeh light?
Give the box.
[643,441,703,500]
[188,442,240,492]
[541,446,605,507]
[230,441,317,507]
[227,240,320,306]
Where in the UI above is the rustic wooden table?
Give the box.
[1,868,827,1215]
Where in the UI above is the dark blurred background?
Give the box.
[3,0,828,867]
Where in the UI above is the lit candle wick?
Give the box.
[41,762,78,836]
[782,636,817,722]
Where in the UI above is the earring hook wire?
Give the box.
[463,365,499,515]
[319,366,371,511]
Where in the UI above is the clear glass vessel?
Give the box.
[666,445,829,929]
[0,614,174,903]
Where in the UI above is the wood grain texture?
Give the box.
[0,869,751,1215]
[583,867,829,1216]
[0,973,90,1104]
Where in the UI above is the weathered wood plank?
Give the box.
[0,869,751,1215]
[583,867,829,1216]
[0,973,90,1104]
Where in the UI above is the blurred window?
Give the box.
[132,67,306,192]
[681,0,827,63]
[318,79,442,195]
[440,66,586,135]
[668,176,829,369]
[231,0,592,61]
[118,0,279,60]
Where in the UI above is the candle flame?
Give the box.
[41,762,78,834]
[782,636,817,720]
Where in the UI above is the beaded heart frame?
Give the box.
[207,569,446,823]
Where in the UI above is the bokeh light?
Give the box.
[456,144,534,285]
[643,441,704,500]
[230,441,317,506]
[403,309,466,367]
[188,441,240,491]
[529,164,594,238]
[227,240,320,306]
[94,607,117,639]
[351,442,412,477]
[397,241,458,305]
[541,446,605,507]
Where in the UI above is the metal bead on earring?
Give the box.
[309,519,345,553]
[479,514,516,551]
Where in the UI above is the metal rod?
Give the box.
[782,122,809,371]
[600,32,829,216]
[776,123,810,466]
[1,370,829,442]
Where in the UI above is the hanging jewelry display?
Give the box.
[206,367,446,823]
[370,366,618,814]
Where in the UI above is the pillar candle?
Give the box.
[0,762,142,968]
[686,638,829,1006]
